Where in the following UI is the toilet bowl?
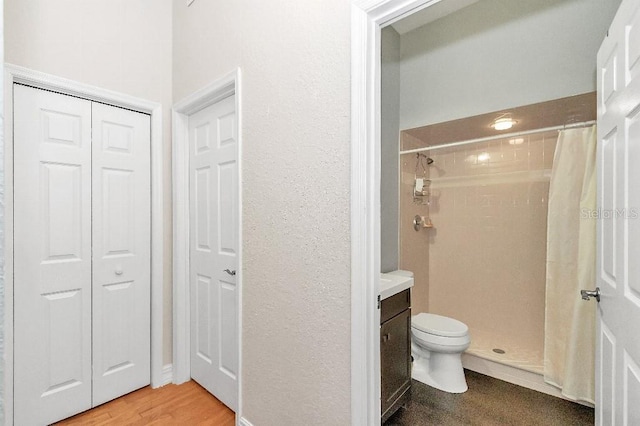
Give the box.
[411,313,470,393]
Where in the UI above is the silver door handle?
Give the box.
[224,269,236,276]
[581,287,600,302]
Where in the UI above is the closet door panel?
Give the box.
[14,85,93,425]
[91,102,151,406]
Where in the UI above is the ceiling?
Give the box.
[400,92,597,151]
[390,0,480,34]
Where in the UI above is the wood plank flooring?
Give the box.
[56,381,235,426]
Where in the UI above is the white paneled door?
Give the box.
[14,85,151,425]
[189,95,239,411]
[596,0,640,424]
[91,103,151,405]
[14,85,93,426]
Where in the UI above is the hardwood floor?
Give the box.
[56,381,235,426]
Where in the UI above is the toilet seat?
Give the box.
[412,313,468,338]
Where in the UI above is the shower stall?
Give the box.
[397,93,597,400]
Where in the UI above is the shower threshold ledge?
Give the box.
[465,329,544,374]
[464,347,543,375]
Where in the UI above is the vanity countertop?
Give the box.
[380,271,414,300]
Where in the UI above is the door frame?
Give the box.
[171,69,243,413]
[3,64,165,425]
[351,0,445,424]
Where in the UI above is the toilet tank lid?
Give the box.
[412,313,469,337]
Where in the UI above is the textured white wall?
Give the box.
[5,3,351,423]
[399,0,621,129]
[381,27,401,273]
[173,1,351,424]
[0,0,4,422]
[4,0,174,363]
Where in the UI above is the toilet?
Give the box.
[411,312,470,393]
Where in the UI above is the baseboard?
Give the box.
[462,353,594,408]
[161,363,173,386]
[238,417,254,426]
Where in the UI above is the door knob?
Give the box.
[224,269,236,276]
[581,287,600,302]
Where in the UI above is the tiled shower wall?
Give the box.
[400,131,557,355]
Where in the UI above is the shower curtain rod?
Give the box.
[399,120,597,155]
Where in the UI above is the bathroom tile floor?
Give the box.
[384,370,593,426]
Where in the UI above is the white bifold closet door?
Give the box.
[91,102,151,406]
[14,85,151,425]
[14,85,93,425]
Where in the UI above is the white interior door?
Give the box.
[14,85,93,425]
[14,85,152,424]
[91,102,151,406]
[596,0,640,423]
[189,95,239,411]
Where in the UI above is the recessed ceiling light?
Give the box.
[492,117,517,131]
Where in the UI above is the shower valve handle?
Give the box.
[580,287,600,302]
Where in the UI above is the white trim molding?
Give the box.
[350,1,445,424]
[3,64,165,425]
[172,69,243,416]
[238,417,254,426]
[161,364,174,387]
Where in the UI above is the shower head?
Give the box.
[416,153,434,173]
[417,153,434,165]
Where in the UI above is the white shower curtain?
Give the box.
[544,125,597,404]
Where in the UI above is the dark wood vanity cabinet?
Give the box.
[380,289,411,423]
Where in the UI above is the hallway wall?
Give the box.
[173,1,351,424]
[4,1,351,424]
[0,0,4,422]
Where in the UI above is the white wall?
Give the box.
[399,0,621,129]
[381,27,401,273]
[173,1,351,424]
[0,0,4,422]
[5,2,351,424]
[4,0,174,364]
